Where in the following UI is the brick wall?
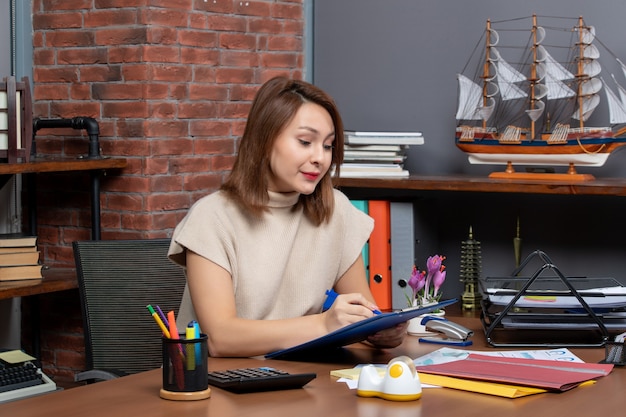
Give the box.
[23,0,305,384]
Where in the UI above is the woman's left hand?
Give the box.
[365,321,408,348]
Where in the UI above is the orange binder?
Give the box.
[367,200,392,311]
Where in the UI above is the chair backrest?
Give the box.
[73,239,186,375]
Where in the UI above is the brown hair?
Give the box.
[221,76,344,225]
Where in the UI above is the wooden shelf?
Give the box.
[0,268,78,300]
[334,174,626,197]
[0,156,127,175]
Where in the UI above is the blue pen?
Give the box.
[323,288,382,315]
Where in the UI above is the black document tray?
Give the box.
[480,250,626,347]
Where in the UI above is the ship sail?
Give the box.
[536,45,576,99]
[604,78,626,124]
[491,48,527,101]
[456,74,495,121]
[572,25,602,122]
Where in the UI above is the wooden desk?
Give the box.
[2,315,624,417]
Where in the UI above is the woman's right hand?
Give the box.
[322,292,380,332]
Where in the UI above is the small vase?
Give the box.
[406,309,446,336]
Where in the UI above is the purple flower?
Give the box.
[408,255,446,306]
[432,269,446,297]
[408,266,426,292]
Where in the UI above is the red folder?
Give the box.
[416,353,614,391]
[367,200,392,311]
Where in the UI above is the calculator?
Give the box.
[206,367,316,393]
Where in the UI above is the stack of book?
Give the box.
[335,131,424,178]
[0,233,42,281]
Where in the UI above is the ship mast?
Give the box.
[576,16,585,132]
[529,15,539,139]
[482,19,492,132]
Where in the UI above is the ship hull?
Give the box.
[455,136,626,167]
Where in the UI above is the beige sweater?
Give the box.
[168,189,373,326]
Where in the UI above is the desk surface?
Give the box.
[2,314,624,417]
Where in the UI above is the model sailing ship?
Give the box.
[455,15,626,178]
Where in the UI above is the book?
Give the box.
[0,264,43,281]
[0,246,37,254]
[350,200,369,283]
[265,298,456,359]
[344,131,424,146]
[368,200,392,311]
[390,202,416,310]
[345,144,407,152]
[0,233,37,248]
[0,251,40,267]
[335,168,410,178]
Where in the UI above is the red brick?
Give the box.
[57,48,107,65]
[234,1,270,17]
[35,84,71,100]
[261,52,299,68]
[195,0,234,13]
[189,120,233,138]
[272,2,303,20]
[92,83,144,100]
[141,8,188,27]
[121,213,152,230]
[95,27,148,46]
[181,47,220,65]
[47,31,96,48]
[150,175,184,192]
[106,193,144,211]
[32,12,83,30]
[169,157,211,174]
[50,101,101,118]
[220,33,257,50]
[206,15,247,31]
[144,122,190,139]
[79,65,123,82]
[215,67,254,84]
[184,173,223,191]
[152,211,182,230]
[85,9,139,28]
[102,101,149,118]
[268,36,302,51]
[179,30,219,48]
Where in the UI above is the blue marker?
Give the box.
[191,321,201,366]
[323,289,382,315]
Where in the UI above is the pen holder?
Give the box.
[602,341,626,366]
[160,334,211,401]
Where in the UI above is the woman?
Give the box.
[169,76,407,357]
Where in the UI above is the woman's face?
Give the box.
[268,102,335,195]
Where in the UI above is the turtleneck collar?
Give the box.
[267,190,300,208]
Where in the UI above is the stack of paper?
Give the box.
[335,131,424,178]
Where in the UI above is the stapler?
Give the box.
[418,316,473,346]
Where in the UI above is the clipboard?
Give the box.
[265,299,457,360]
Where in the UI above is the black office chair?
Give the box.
[72,238,186,382]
